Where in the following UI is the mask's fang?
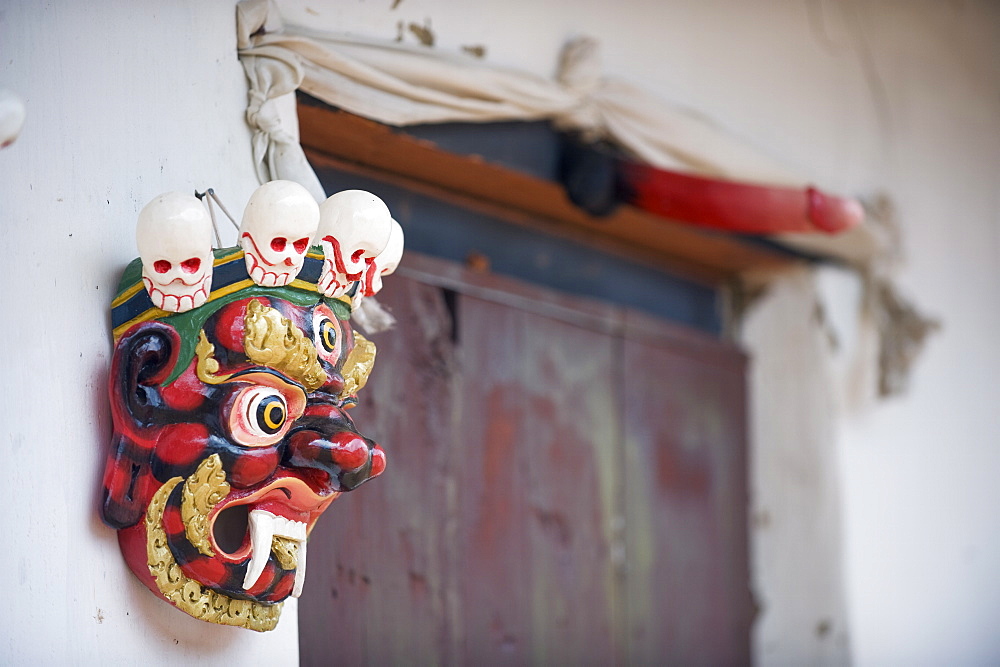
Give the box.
[243,509,309,593]
[244,510,276,591]
[292,538,307,598]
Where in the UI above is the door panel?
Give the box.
[299,254,750,665]
[453,295,620,664]
[623,324,751,665]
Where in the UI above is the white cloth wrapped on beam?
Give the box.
[236,0,802,195]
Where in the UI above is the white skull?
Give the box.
[136,192,214,313]
[361,219,404,297]
[316,190,392,298]
[239,180,320,287]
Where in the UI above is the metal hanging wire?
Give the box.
[195,188,239,248]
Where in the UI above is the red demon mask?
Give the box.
[102,249,385,631]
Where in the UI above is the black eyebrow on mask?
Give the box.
[228,367,307,394]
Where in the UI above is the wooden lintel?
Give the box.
[297,104,795,284]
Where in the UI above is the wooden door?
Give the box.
[299,253,751,665]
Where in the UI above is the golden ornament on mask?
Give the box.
[271,536,299,571]
[195,330,234,385]
[243,299,326,392]
[145,476,282,632]
[339,331,377,400]
[180,454,231,558]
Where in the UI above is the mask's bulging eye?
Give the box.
[250,393,286,436]
[319,319,337,353]
[231,386,291,446]
[313,311,341,360]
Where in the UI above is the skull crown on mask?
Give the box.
[317,190,393,298]
[361,218,405,298]
[239,180,320,287]
[136,192,214,313]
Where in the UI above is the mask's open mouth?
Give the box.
[144,476,284,632]
[142,457,342,631]
[207,475,339,598]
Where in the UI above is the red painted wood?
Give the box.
[299,253,750,664]
[622,312,752,664]
[453,296,620,663]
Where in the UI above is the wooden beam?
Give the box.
[297,104,796,283]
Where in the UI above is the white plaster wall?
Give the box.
[828,5,1000,663]
[742,267,852,664]
[275,1,1000,664]
[3,0,998,664]
[0,2,299,662]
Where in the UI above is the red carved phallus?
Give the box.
[619,161,864,235]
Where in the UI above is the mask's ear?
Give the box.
[101,322,178,529]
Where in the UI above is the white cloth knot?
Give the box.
[557,36,602,96]
[553,36,606,138]
[247,92,284,136]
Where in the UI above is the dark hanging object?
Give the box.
[558,134,622,217]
